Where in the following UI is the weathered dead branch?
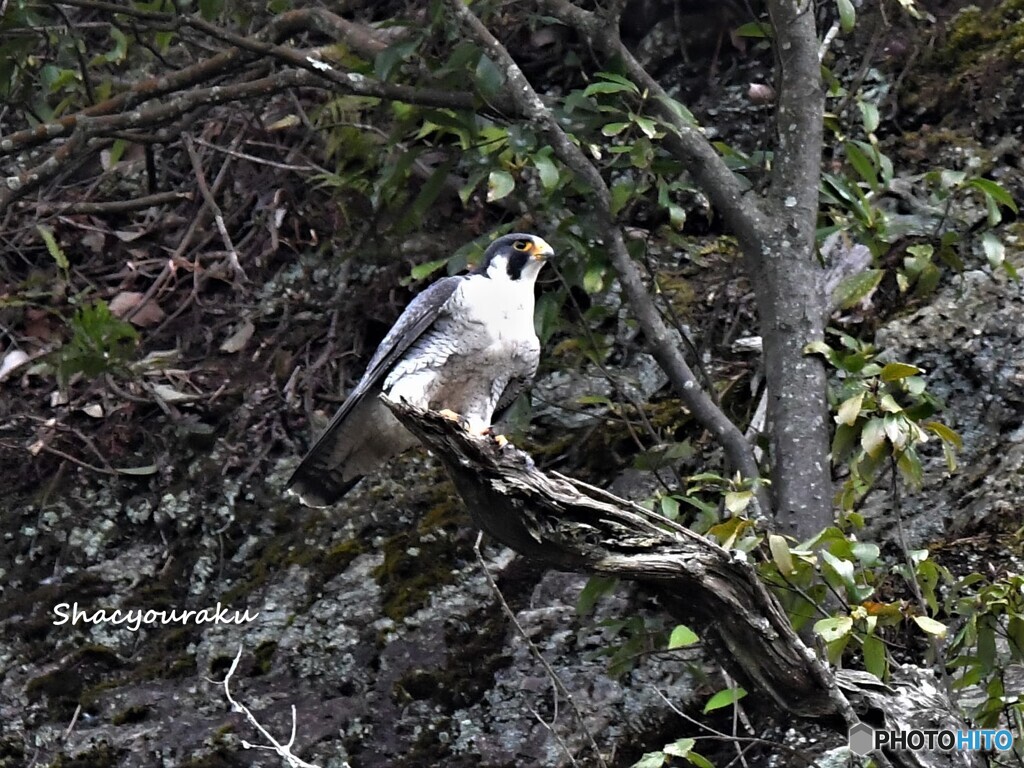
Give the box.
[386,399,983,768]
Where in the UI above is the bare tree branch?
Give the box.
[534,0,768,250]
[447,0,770,515]
[534,0,834,536]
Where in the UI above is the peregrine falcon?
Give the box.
[287,233,554,507]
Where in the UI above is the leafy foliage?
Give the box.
[55,300,139,386]
[805,333,960,510]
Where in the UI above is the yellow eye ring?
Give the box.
[512,240,530,251]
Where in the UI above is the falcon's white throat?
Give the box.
[484,252,546,284]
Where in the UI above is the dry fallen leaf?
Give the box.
[109,291,166,328]
[82,403,104,418]
[0,349,29,382]
[24,307,53,341]
[151,383,197,404]
[220,320,255,354]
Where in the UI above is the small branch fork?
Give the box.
[215,645,337,768]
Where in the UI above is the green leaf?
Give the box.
[724,490,752,515]
[475,54,505,100]
[198,0,224,20]
[897,447,923,487]
[583,81,637,97]
[668,624,699,649]
[583,261,605,293]
[820,549,856,590]
[880,362,922,382]
[845,141,878,190]
[836,0,856,32]
[836,391,865,426]
[685,752,715,768]
[703,687,746,714]
[532,152,559,191]
[924,421,962,449]
[410,257,449,281]
[633,115,658,138]
[115,464,158,476]
[576,575,617,616]
[104,27,129,64]
[631,753,666,768]
[36,224,69,271]
[374,38,419,81]
[814,615,853,643]
[611,181,633,215]
[832,422,858,462]
[857,100,879,133]
[654,94,698,127]
[663,738,695,757]
[404,159,455,232]
[967,177,1018,213]
[863,632,887,678]
[487,169,515,202]
[982,231,1005,268]
[601,121,630,137]
[660,495,680,520]
[768,534,795,574]
[860,417,887,457]
[804,339,838,365]
[668,204,686,230]
[734,21,770,38]
[913,615,947,638]
[592,71,640,93]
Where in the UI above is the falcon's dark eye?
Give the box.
[512,240,530,251]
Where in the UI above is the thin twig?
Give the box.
[473,533,609,768]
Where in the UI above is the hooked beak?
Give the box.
[527,237,555,261]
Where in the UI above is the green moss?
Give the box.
[937,1,1024,71]
[252,640,277,675]
[47,741,123,767]
[907,0,1024,121]
[374,529,457,621]
[25,643,123,720]
[26,669,81,704]
[370,478,469,620]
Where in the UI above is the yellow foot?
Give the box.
[438,408,463,423]
[492,433,509,448]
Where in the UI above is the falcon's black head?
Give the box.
[472,233,554,282]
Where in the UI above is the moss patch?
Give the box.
[903,0,1024,125]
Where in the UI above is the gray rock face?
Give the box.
[870,261,1024,546]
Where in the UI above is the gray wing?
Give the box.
[493,351,540,421]
[286,276,465,506]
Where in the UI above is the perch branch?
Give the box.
[385,399,981,768]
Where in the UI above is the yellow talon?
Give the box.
[438,408,463,423]
[493,433,509,448]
